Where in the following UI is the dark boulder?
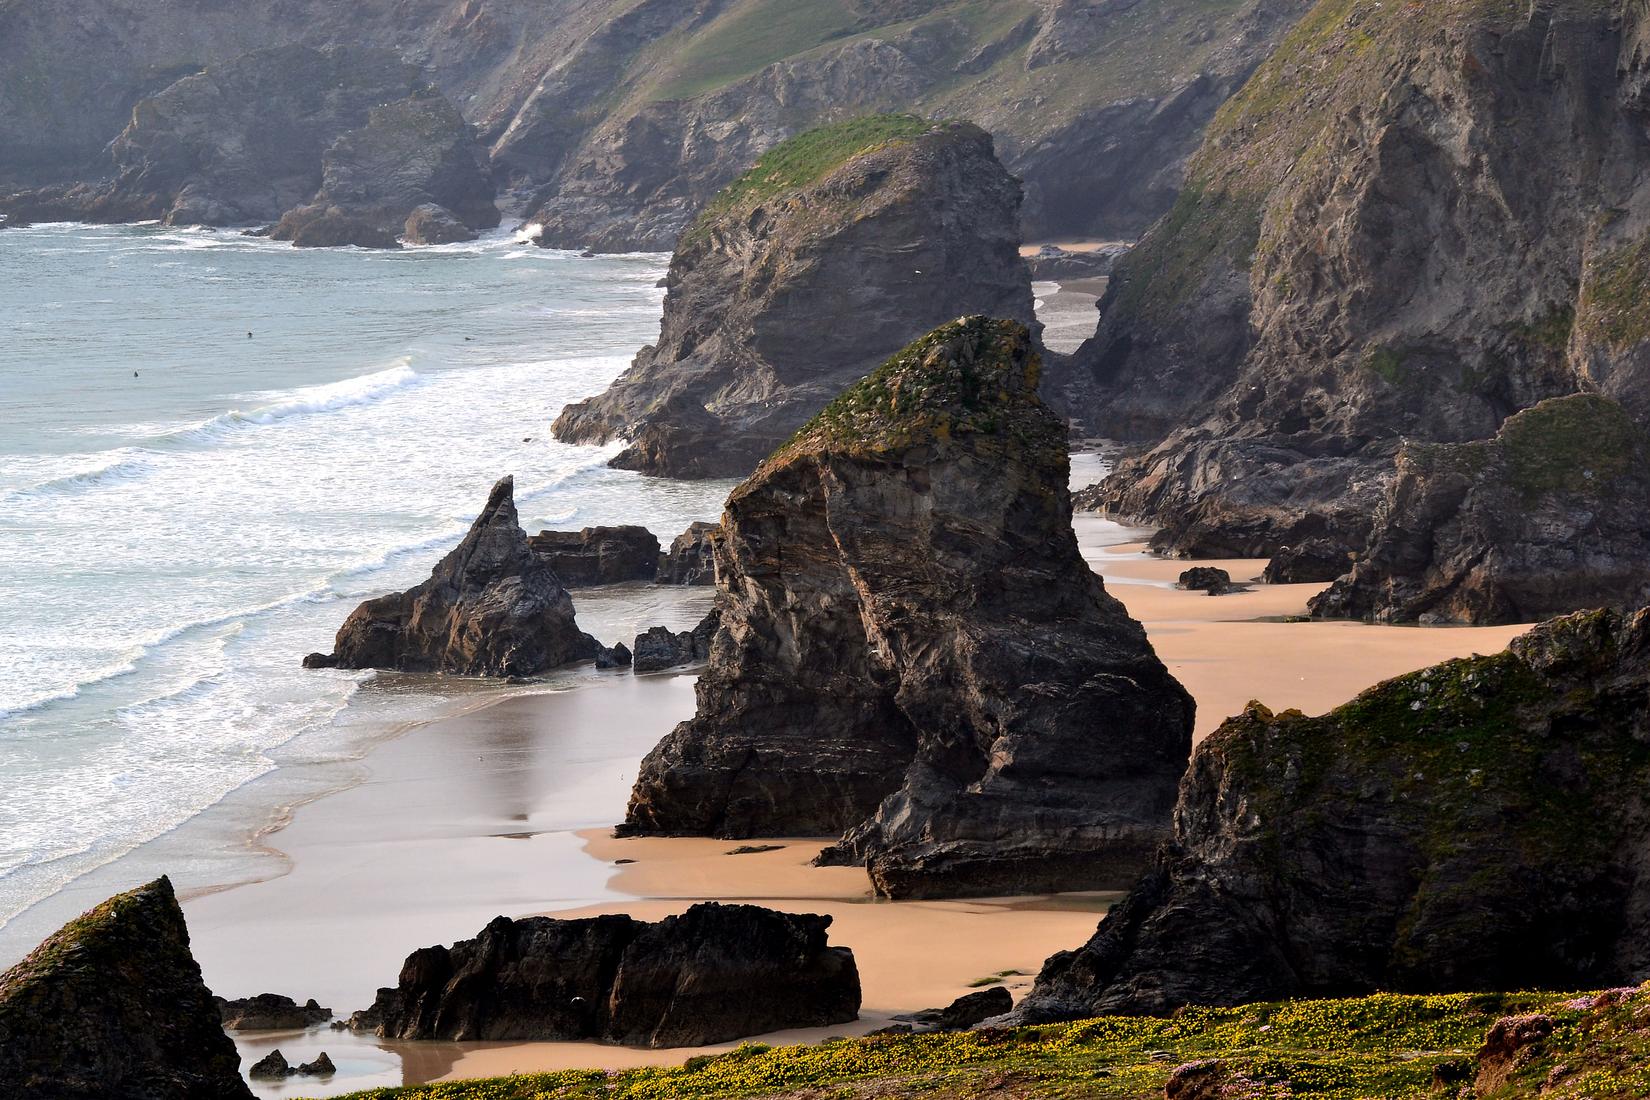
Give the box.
[297,1052,335,1076]
[1014,608,1650,1021]
[215,993,331,1030]
[358,903,858,1047]
[895,985,1013,1033]
[631,611,718,673]
[658,522,720,586]
[552,118,1035,479]
[1177,567,1235,594]
[306,476,598,675]
[0,877,253,1100]
[1263,539,1354,585]
[596,642,633,670]
[247,1050,290,1080]
[404,203,478,245]
[527,525,661,587]
[621,318,1193,899]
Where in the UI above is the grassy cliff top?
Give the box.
[334,984,1650,1099]
[762,316,1062,469]
[684,113,935,238]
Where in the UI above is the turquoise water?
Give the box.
[0,223,728,956]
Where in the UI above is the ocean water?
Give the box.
[0,223,730,957]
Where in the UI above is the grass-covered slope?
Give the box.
[336,986,1650,1099]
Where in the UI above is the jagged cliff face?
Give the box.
[553,118,1036,480]
[1077,0,1650,564]
[1016,608,1650,1022]
[0,877,252,1100]
[0,0,1314,247]
[622,318,1194,899]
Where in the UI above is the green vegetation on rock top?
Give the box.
[1496,393,1641,497]
[333,986,1650,1099]
[685,113,933,239]
[767,316,1061,468]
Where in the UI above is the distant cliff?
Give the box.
[621,317,1194,899]
[553,117,1035,479]
[0,0,1313,248]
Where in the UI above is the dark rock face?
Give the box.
[269,93,497,249]
[895,985,1013,1033]
[528,526,661,587]
[1072,0,1650,614]
[1015,608,1650,1021]
[631,611,718,673]
[248,1050,290,1080]
[596,642,633,670]
[1262,539,1353,585]
[403,203,477,245]
[552,119,1036,480]
[0,877,254,1100]
[216,993,331,1030]
[305,477,597,675]
[360,903,859,1047]
[658,522,719,586]
[1177,568,1234,595]
[622,318,1193,899]
[1311,395,1650,625]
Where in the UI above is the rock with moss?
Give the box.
[1073,0,1650,579]
[551,117,1036,480]
[1311,394,1650,624]
[303,476,598,675]
[621,318,1193,899]
[0,877,253,1100]
[1016,608,1650,1021]
[360,903,858,1047]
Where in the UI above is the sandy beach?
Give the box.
[169,479,1532,1096]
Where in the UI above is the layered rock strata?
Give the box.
[621,318,1193,899]
[1311,394,1650,624]
[1015,608,1650,1020]
[527,526,662,587]
[0,877,253,1100]
[552,118,1036,480]
[632,612,719,673]
[304,477,597,675]
[658,522,720,586]
[358,903,859,1047]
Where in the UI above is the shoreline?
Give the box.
[155,487,1529,1097]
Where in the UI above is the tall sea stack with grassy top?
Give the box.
[622,316,1194,898]
[551,115,1036,480]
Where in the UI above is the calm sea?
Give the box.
[0,223,729,960]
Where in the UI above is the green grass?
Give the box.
[1496,393,1641,498]
[682,113,934,242]
[333,986,1650,1099]
[645,0,863,102]
[967,976,1004,988]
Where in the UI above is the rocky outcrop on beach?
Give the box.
[658,522,719,586]
[1014,608,1650,1020]
[269,93,497,248]
[632,611,719,673]
[216,993,331,1030]
[303,477,597,676]
[528,526,662,588]
[0,44,494,246]
[552,118,1035,480]
[0,877,253,1100]
[359,902,859,1047]
[891,986,1013,1034]
[1024,244,1129,282]
[1312,395,1650,624]
[621,318,1193,899]
[403,203,476,246]
[1070,0,1650,603]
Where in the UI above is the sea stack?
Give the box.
[304,476,598,675]
[0,877,253,1100]
[621,317,1194,899]
[552,116,1036,479]
[1014,608,1650,1021]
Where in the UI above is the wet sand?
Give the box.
[183,502,1532,1096]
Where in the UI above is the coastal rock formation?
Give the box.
[0,877,253,1100]
[216,993,331,1030]
[1262,539,1352,585]
[597,643,634,670]
[1072,0,1650,610]
[1015,608,1650,1020]
[0,44,494,246]
[269,93,497,248]
[1177,568,1236,595]
[658,522,719,586]
[1311,395,1650,624]
[621,318,1193,899]
[403,203,476,246]
[893,986,1013,1034]
[528,526,662,587]
[1024,244,1130,282]
[304,477,597,675]
[631,612,719,673]
[247,1049,335,1079]
[360,903,859,1047]
[551,117,1036,479]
